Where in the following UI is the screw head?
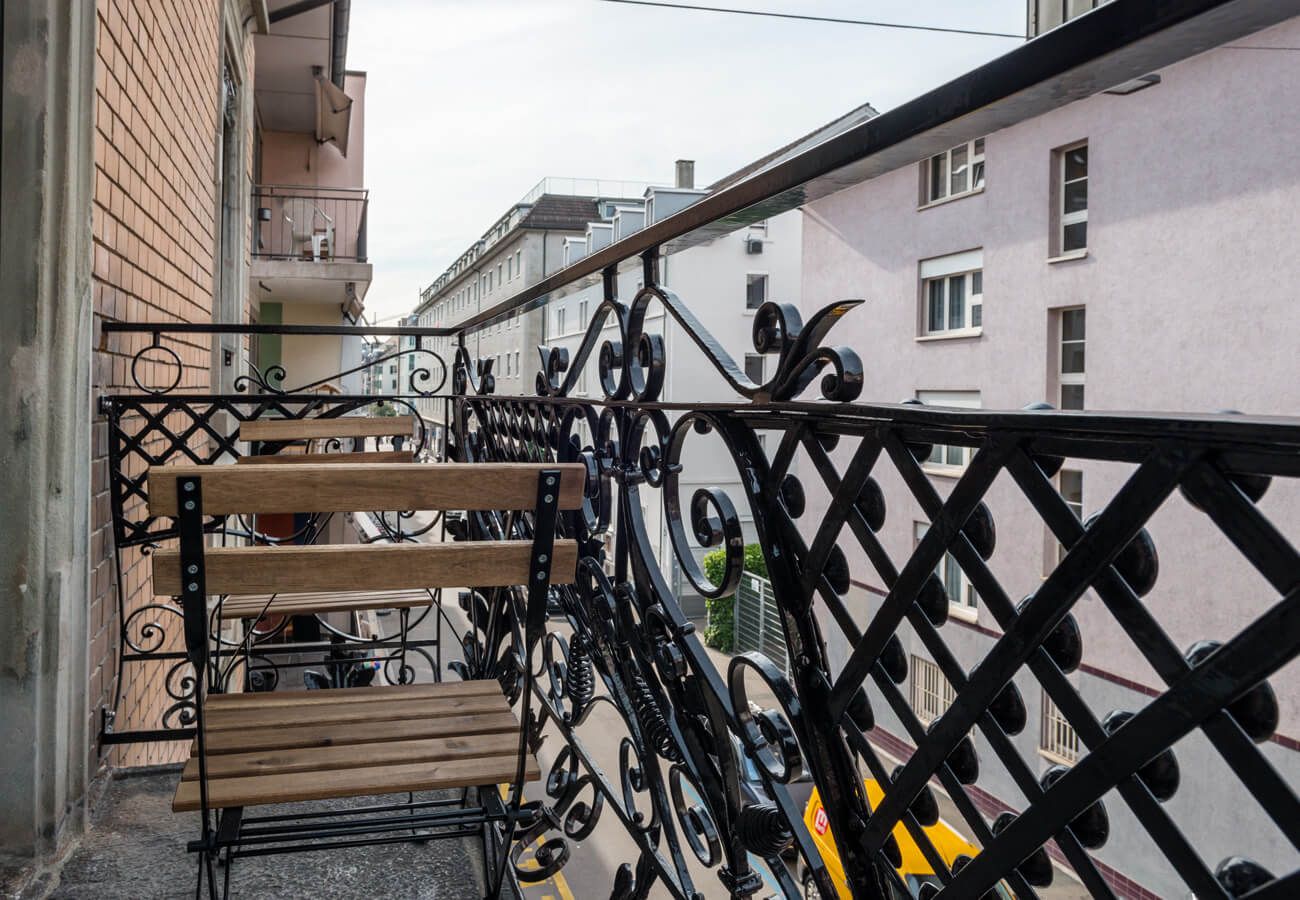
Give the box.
[538,554,548,563]
[535,572,546,581]
[183,500,196,511]
[186,564,198,575]
[187,582,198,592]
[546,477,556,486]
[183,481,195,491]
[544,494,554,504]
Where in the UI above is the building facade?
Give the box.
[800,15,1300,897]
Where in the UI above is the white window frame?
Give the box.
[1056,141,1089,257]
[918,249,983,339]
[578,300,588,330]
[910,655,957,725]
[555,306,566,337]
[745,272,768,312]
[914,520,978,620]
[922,139,985,206]
[1058,306,1085,410]
[915,390,980,476]
[1056,469,1083,564]
[1040,691,1080,764]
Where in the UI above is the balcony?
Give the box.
[251,184,372,314]
[58,3,1300,899]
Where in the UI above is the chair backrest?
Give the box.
[148,462,584,668]
[240,415,416,444]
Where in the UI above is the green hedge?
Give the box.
[701,543,768,653]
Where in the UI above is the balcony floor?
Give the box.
[39,769,501,899]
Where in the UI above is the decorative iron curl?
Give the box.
[233,362,287,394]
[122,603,183,654]
[130,336,184,395]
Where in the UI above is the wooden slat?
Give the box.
[182,731,522,781]
[240,416,415,442]
[202,694,511,733]
[218,588,434,620]
[147,462,586,515]
[205,680,503,710]
[236,451,413,465]
[173,752,540,811]
[153,539,578,596]
[201,710,520,755]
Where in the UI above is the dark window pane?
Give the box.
[928,444,943,466]
[1064,180,1088,213]
[1061,384,1085,410]
[971,271,983,295]
[930,155,947,200]
[974,137,985,156]
[972,304,982,328]
[746,274,767,309]
[1061,308,1085,340]
[744,354,764,384]
[943,554,962,602]
[1064,145,1088,181]
[947,275,965,330]
[1060,470,1083,507]
[972,160,985,189]
[928,280,945,332]
[1061,342,1085,374]
[1063,221,1087,252]
[946,444,964,467]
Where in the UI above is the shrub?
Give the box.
[701,543,768,653]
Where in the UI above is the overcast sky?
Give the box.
[347,0,1025,323]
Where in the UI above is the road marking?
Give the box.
[498,787,576,900]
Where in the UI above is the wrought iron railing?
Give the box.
[95,3,1300,897]
[252,184,369,262]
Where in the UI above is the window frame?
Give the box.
[1039,690,1081,764]
[910,655,957,725]
[1058,306,1086,410]
[1054,140,1089,257]
[914,520,978,620]
[918,250,983,340]
[921,138,986,207]
[915,390,981,478]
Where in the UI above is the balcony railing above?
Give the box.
[252,184,369,263]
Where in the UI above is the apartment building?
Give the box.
[412,178,650,429]
[800,13,1300,897]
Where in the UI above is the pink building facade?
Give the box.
[800,17,1300,897]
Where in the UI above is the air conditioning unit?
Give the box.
[746,238,764,255]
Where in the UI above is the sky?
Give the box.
[347,0,1026,323]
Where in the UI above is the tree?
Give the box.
[701,543,768,653]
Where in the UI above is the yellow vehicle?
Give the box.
[800,781,1014,899]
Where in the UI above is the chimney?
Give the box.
[675,159,695,190]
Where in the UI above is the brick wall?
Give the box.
[89,0,252,770]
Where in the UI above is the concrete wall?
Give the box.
[0,0,95,884]
[800,18,1300,896]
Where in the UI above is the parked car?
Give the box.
[799,780,1015,899]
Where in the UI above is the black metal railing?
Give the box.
[252,184,369,262]
[96,3,1300,897]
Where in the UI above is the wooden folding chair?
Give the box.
[147,462,583,899]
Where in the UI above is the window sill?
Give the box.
[1037,747,1079,767]
[1047,249,1088,264]
[918,186,985,211]
[916,328,982,343]
[921,464,968,479]
[948,604,979,625]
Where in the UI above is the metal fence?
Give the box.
[735,571,790,677]
[251,184,368,262]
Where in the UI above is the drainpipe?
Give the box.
[330,0,350,89]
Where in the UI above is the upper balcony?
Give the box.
[251,183,373,316]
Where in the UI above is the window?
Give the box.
[577,367,588,395]
[920,250,982,337]
[916,390,980,474]
[924,139,985,204]
[514,351,520,377]
[1059,307,1085,409]
[555,306,566,336]
[1056,469,1083,564]
[407,353,414,367]
[1030,0,1107,37]
[1040,692,1080,763]
[389,364,397,374]
[914,521,977,614]
[745,273,768,310]
[1055,142,1088,254]
[497,263,503,286]
[910,656,956,725]
[506,258,512,280]
[578,300,588,329]
[505,354,511,376]
[515,249,522,279]
[744,354,764,385]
